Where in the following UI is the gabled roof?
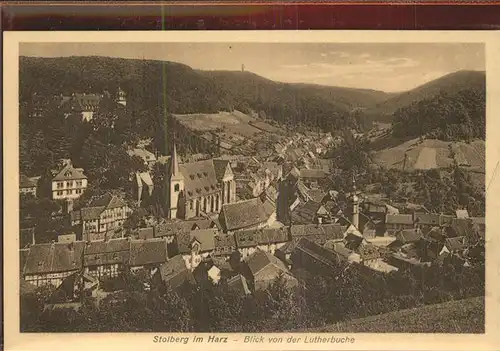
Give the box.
[397,229,423,244]
[227,274,251,295]
[179,159,220,200]
[153,219,212,238]
[190,229,218,253]
[83,239,130,267]
[89,193,127,209]
[213,234,236,256]
[290,223,344,245]
[23,242,85,275]
[307,188,327,203]
[221,198,268,231]
[158,255,195,290]
[414,213,440,226]
[52,161,87,181]
[80,206,106,221]
[234,229,259,248]
[291,201,326,224]
[293,237,339,268]
[20,174,37,188]
[129,238,168,267]
[246,249,288,277]
[444,236,467,251]
[386,214,413,225]
[262,199,276,218]
[213,159,231,182]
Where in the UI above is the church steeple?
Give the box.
[166,143,185,219]
[170,143,182,179]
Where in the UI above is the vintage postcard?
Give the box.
[3,30,500,350]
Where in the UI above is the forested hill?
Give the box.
[20,56,387,131]
[361,70,486,124]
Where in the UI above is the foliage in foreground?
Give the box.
[21,258,484,333]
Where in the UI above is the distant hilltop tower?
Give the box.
[117,86,127,107]
[241,64,245,72]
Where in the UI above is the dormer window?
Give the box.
[64,171,72,177]
[190,175,195,180]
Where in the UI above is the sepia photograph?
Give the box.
[6,33,492,343]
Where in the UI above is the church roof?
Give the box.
[213,159,230,182]
[179,159,220,200]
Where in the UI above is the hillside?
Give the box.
[302,296,484,333]
[363,70,486,123]
[20,56,389,132]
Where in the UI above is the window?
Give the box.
[66,181,73,187]
[174,184,180,192]
[190,200,193,210]
[76,180,83,187]
[57,182,63,189]
[57,191,63,196]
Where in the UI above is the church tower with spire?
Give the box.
[350,174,360,229]
[166,143,185,219]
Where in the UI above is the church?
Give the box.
[165,144,237,219]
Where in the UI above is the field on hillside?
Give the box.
[303,297,484,333]
[373,138,485,173]
[173,110,256,131]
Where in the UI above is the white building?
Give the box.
[51,160,88,201]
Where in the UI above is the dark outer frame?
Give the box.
[2,3,500,31]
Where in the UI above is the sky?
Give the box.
[20,42,485,92]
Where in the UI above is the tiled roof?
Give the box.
[68,93,102,112]
[291,201,325,224]
[138,227,154,240]
[89,193,127,209]
[153,220,207,238]
[80,206,105,221]
[386,214,413,225]
[262,199,276,217]
[290,223,344,245]
[397,229,423,244]
[213,159,230,182]
[234,230,259,248]
[227,274,251,295]
[213,234,236,256]
[293,237,339,268]
[83,239,130,267]
[332,242,355,259]
[158,255,194,289]
[52,161,87,181]
[414,213,440,226]
[129,238,168,267]
[191,229,218,252]
[179,159,220,200]
[23,242,85,275]
[20,174,37,188]
[221,198,268,231]
[307,188,327,203]
[246,249,288,276]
